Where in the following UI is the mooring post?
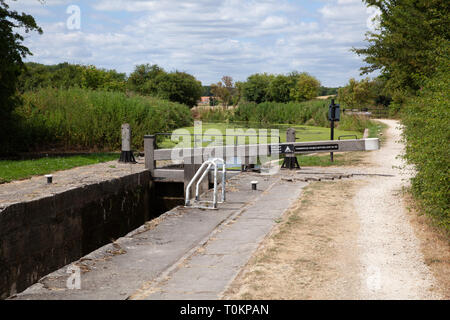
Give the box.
[119,124,137,163]
[144,135,156,175]
[282,128,300,169]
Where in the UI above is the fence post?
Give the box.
[144,135,156,176]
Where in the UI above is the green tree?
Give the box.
[371,77,392,107]
[353,0,450,95]
[156,71,203,108]
[81,65,106,90]
[338,78,376,108]
[17,62,53,91]
[232,81,245,106]
[318,86,338,96]
[211,76,234,107]
[128,64,165,95]
[81,65,126,91]
[210,82,230,107]
[290,72,320,102]
[18,62,127,92]
[242,73,273,103]
[127,64,202,107]
[0,0,42,152]
[50,63,84,89]
[266,75,295,103]
[202,85,211,96]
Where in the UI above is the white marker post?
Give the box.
[119,123,136,163]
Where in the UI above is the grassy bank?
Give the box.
[0,153,119,184]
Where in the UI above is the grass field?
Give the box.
[157,122,363,149]
[0,122,378,184]
[0,153,118,184]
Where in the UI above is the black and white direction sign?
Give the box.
[269,143,339,154]
[269,144,295,154]
[295,144,339,152]
[281,144,295,154]
[270,144,295,154]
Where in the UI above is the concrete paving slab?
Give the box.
[12,172,302,300]
[135,179,307,300]
[7,166,316,301]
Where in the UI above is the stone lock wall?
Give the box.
[0,170,155,299]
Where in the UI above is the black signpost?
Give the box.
[280,144,300,169]
[328,99,340,162]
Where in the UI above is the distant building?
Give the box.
[199,96,217,106]
[199,96,211,104]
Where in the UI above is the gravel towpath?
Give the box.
[224,119,443,300]
[355,119,441,299]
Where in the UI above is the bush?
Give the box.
[337,114,373,133]
[402,65,450,232]
[197,107,232,122]
[232,100,329,127]
[14,87,193,152]
[338,78,375,109]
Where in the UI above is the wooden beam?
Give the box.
[144,135,156,174]
[151,138,379,161]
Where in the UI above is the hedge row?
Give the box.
[402,66,450,232]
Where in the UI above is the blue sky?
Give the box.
[8,0,380,87]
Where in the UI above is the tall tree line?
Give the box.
[0,0,42,152]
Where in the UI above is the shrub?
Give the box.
[337,114,372,133]
[14,87,193,151]
[402,65,450,232]
[197,107,231,122]
[232,100,329,127]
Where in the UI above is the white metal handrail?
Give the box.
[196,158,226,204]
[185,158,226,209]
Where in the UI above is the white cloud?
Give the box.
[19,0,378,87]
